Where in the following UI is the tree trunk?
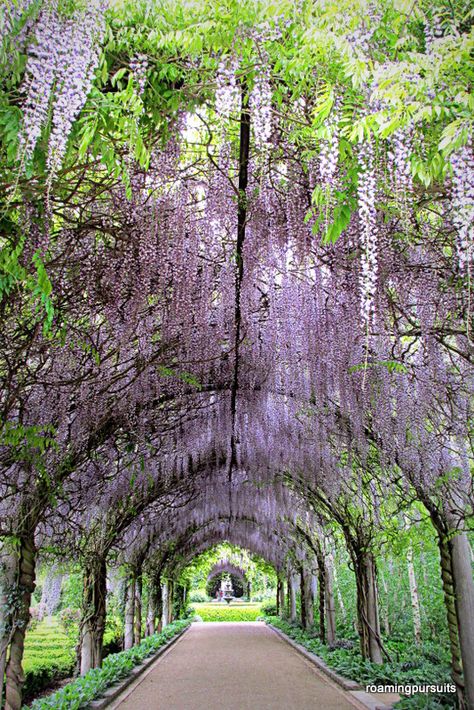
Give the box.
[303,570,314,629]
[168,580,174,624]
[325,562,336,646]
[437,534,465,703]
[161,580,170,629]
[288,573,297,622]
[354,552,383,664]
[278,578,285,617]
[124,572,135,650]
[406,544,422,645]
[4,532,36,710]
[0,542,17,709]
[300,567,306,629]
[331,555,346,622]
[317,568,326,642]
[153,576,163,634]
[379,571,391,636]
[146,593,155,637]
[451,531,474,710]
[79,557,107,675]
[134,569,142,646]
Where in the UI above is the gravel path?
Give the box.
[112,622,363,710]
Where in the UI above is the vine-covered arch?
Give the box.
[0,1,473,708]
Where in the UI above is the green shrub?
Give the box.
[26,620,190,709]
[23,659,75,703]
[265,616,455,707]
[22,618,76,703]
[261,602,277,616]
[193,604,261,622]
[189,591,208,603]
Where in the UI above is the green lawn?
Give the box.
[192,602,262,621]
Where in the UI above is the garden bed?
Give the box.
[24,620,190,710]
[22,618,76,704]
[265,617,456,709]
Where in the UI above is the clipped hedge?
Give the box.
[25,620,190,710]
[22,619,76,702]
[193,603,261,621]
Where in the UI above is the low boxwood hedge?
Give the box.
[192,603,262,622]
[24,620,190,710]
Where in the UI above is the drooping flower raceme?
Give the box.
[1,0,35,54]
[450,143,474,273]
[215,56,240,121]
[18,1,106,175]
[130,53,148,97]
[319,106,340,191]
[424,15,443,54]
[47,3,105,176]
[251,69,272,150]
[388,127,413,197]
[17,5,59,164]
[357,140,378,324]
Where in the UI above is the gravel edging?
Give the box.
[266,622,362,691]
[87,625,191,709]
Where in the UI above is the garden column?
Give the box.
[161,580,170,628]
[134,567,143,645]
[4,530,37,710]
[354,551,383,664]
[300,567,306,628]
[288,573,297,622]
[168,580,174,624]
[325,561,336,645]
[278,577,285,617]
[79,557,107,674]
[450,530,474,710]
[303,570,314,629]
[124,571,135,650]
[146,572,161,636]
[0,541,16,709]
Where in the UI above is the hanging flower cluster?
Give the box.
[18,1,106,175]
[450,142,474,273]
[319,101,341,202]
[130,53,148,96]
[17,6,58,163]
[357,140,378,324]
[47,3,105,176]
[388,127,413,198]
[424,15,443,54]
[215,55,240,121]
[1,0,35,53]
[251,69,273,149]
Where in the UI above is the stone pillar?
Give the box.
[278,577,285,616]
[288,573,297,622]
[303,570,314,629]
[161,580,170,629]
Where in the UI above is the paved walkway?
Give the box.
[111,622,364,710]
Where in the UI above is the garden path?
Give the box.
[111,621,365,710]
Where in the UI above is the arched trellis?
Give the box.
[1,4,473,709]
[206,562,248,599]
[206,562,247,583]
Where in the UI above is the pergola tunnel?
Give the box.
[0,1,473,709]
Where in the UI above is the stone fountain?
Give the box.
[221,577,234,604]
